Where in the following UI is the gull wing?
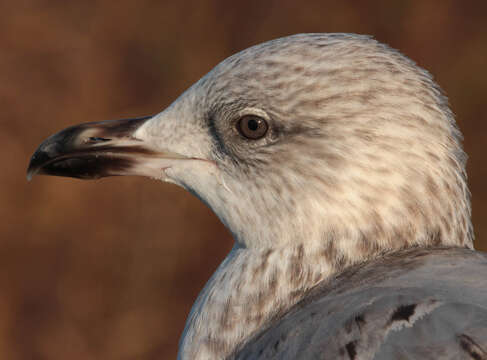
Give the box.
[233,248,487,360]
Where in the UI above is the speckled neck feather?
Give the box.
[180,244,334,359]
[133,34,472,359]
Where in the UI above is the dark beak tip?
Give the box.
[26,153,39,182]
[26,160,41,181]
[26,170,34,182]
[26,145,49,182]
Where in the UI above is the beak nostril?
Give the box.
[87,137,111,143]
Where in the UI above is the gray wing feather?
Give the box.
[232,248,487,360]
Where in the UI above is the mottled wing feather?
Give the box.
[232,248,487,360]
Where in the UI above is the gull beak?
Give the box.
[27,116,186,181]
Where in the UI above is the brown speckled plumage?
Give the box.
[28,34,485,360]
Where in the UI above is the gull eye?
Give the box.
[236,115,268,140]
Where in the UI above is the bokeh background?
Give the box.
[1,1,487,358]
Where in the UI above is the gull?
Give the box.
[27,33,487,359]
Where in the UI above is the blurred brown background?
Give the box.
[1,1,486,359]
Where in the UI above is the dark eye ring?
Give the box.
[236,115,268,140]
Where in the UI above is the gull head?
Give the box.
[28,34,473,264]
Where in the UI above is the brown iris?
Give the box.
[236,115,268,140]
